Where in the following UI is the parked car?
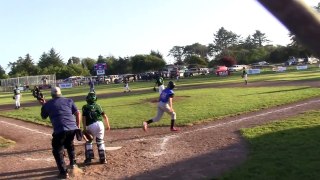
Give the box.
[228,65,246,72]
[285,57,298,66]
[215,66,230,76]
[184,68,209,77]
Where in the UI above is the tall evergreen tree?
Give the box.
[38,48,64,69]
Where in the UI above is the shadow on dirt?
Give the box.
[0,167,58,180]
[0,148,51,157]
[128,140,248,179]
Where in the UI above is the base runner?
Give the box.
[143,81,179,132]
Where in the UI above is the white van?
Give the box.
[228,65,246,72]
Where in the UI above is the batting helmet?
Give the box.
[86,92,97,104]
[167,81,175,89]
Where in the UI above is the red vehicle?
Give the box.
[215,66,230,76]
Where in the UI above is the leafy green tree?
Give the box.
[211,27,240,55]
[183,43,209,60]
[113,56,131,74]
[8,54,38,77]
[38,48,65,69]
[184,55,208,67]
[131,55,146,73]
[218,56,237,67]
[168,46,184,65]
[131,54,165,73]
[81,58,97,75]
[67,56,81,65]
[252,30,270,47]
[145,55,166,71]
[150,50,163,59]
[0,65,8,79]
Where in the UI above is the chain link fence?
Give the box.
[0,74,56,92]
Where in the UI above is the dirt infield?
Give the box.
[0,80,319,179]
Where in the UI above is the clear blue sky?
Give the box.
[0,0,318,72]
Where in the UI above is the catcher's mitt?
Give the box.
[83,130,93,142]
[153,87,157,92]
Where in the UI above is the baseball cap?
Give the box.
[51,87,62,96]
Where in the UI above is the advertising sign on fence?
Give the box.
[59,83,73,89]
[296,65,308,70]
[248,69,261,74]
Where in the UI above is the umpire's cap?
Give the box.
[51,87,62,97]
[167,81,175,89]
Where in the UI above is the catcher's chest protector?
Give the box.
[86,105,98,123]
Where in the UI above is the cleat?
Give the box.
[84,158,91,165]
[170,127,179,132]
[100,159,107,164]
[143,122,148,131]
[57,172,69,179]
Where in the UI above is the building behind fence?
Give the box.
[0,74,56,92]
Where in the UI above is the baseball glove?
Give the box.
[83,130,93,142]
[153,87,157,92]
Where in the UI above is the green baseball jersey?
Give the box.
[82,103,104,126]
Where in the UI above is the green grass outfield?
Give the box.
[221,110,320,180]
[1,64,320,105]
[1,86,320,129]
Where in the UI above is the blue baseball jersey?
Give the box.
[41,97,79,134]
[159,88,174,103]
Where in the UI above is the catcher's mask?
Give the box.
[86,92,97,104]
[167,81,175,89]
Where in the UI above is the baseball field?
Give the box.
[1,65,320,179]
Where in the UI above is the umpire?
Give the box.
[40,87,81,179]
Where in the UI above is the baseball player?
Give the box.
[154,75,164,94]
[242,67,248,85]
[88,78,95,93]
[82,92,110,164]
[143,81,178,132]
[13,85,21,109]
[123,78,131,93]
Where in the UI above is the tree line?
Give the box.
[2,2,320,81]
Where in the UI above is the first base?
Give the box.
[105,146,122,151]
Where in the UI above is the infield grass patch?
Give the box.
[0,136,15,148]
[221,111,320,180]
[1,86,320,129]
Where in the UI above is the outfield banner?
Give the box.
[273,66,286,72]
[96,70,105,75]
[59,83,73,89]
[94,63,107,70]
[248,69,261,74]
[296,65,308,70]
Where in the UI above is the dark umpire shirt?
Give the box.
[41,97,79,134]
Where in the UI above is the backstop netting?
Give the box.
[0,74,56,92]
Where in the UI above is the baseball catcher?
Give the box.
[82,92,110,164]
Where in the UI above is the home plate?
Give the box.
[105,146,122,151]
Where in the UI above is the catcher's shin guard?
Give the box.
[96,137,106,162]
[85,142,94,161]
